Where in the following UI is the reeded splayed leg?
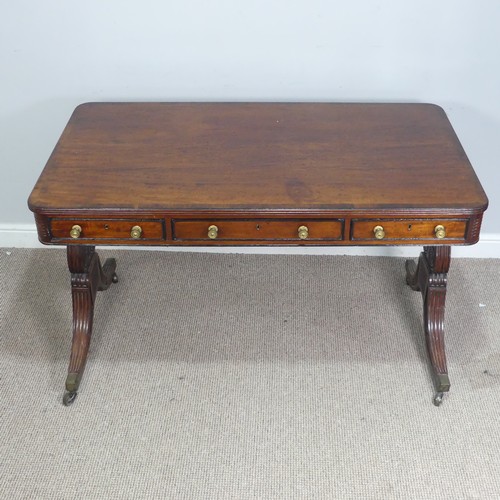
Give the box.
[63,245,118,406]
[406,246,451,406]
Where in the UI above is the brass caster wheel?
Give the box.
[112,273,118,284]
[63,391,77,406]
[433,392,444,407]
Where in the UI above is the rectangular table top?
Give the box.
[28,102,488,216]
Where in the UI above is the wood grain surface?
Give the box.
[28,102,488,213]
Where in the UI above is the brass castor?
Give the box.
[63,391,77,406]
[433,392,444,407]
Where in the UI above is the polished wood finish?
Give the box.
[29,103,487,247]
[63,246,117,405]
[27,103,488,405]
[406,246,451,406]
[51,218,165,241]
[173,219,343,241]
[351,219,468,242]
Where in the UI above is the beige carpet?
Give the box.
[1,248,500,499]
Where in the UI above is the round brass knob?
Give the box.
[130,225,142,239]
[298,225,309,240]
[70,225,82,239]
[373,225,385,240]
[208,225,218,239]
[434,225,446,239]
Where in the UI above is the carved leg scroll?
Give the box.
[63,245,118,405]
[406,246,451,406]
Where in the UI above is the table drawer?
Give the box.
[50,219,165,241]
[173,219,343,241]
[350,219,467,241]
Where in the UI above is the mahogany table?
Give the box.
[28,102,488,406]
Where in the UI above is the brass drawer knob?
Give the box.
[130,225,142,239]
[70,225,82,239]
[434,225,446,239]
[373,225,385,240]
[298,225,309,239]
[208,225,218,239]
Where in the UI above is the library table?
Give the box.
[28,102,488,406]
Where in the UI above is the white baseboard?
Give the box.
[1,223,499,258]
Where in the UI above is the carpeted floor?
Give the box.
[1,248,500,499]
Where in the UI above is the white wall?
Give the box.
[1,1,499,241]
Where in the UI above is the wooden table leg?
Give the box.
[63,245,118,405]
[405,246,451,406]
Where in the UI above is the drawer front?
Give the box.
[50,219,165,241]
[350,219,467,241]
[173,219,343,241]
